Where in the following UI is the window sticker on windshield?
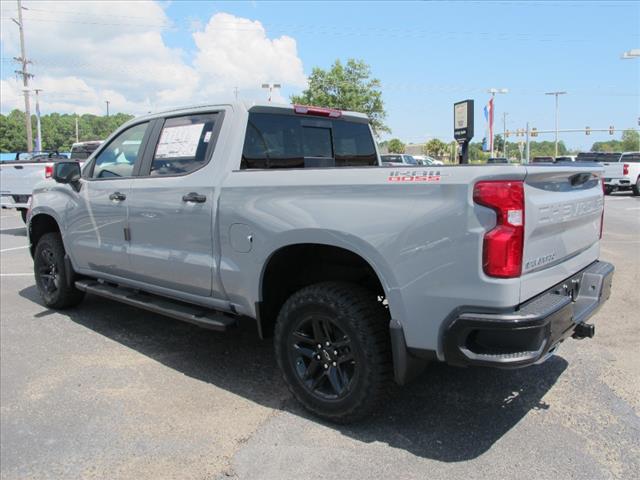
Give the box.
[387,170,441,182]
[156,123,204,158]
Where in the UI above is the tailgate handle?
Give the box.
[569,172,591,186]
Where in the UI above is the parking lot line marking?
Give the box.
[0,273,32,277]
[0,245,29,253]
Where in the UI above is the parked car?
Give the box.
[28,101,614,423]
[555,155,576,162]
[380,154,418,166]
[1,151,72,222]
[413,155,444,166]
[531,156,555,163]
[70,140,103,160]
[576,152,627,194]
[619,152,640,195]
[487,157,509,164]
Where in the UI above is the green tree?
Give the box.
[493,134,504,156]
[291,58,389,135]
[621,129,640,151]
[423,138,448,157]
[0,110,133,152]
[387,138,405,153]
[590,130,639,153]
[591,140,622,153]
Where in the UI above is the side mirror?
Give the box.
[52,161,81,188]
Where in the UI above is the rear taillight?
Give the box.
[623,163,629,176]
[473,180,525,278]
[294,104,342,118]
[600,177,605,239]
[44,164,53,178]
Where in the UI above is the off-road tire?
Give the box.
[19,209,27,223]
[604,185,613,196]
[33,232,84,309]
[274,281,392,423]
[632,178,639,196]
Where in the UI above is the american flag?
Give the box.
[482,98,494,152]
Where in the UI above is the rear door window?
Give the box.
[241,112,377,169]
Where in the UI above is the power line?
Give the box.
[2,8,635,42]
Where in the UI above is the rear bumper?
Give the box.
[1,194,30,209]
[604,178,631,188]
[443,260,614,368]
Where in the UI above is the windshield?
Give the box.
[381,155,403,163]
[403,155,418,165]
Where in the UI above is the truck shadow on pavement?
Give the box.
[19,286,567,462]
[0,226,27,237]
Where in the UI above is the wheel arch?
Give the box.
[256,241,398,340]
[28,213,62,258]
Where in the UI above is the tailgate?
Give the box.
[0,162,47,196]
[601,161,623,179]
[520,165,603,302]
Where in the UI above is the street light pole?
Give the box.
[261,83,281,102]
[33,88,43,152]
[487,88,508,157]
[545,91,567,157]
[503,112,508,158]
[105,100,110,117]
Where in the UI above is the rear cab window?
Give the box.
[241,112,377,169]
[620,153,640,163]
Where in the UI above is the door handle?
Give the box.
[182,192,207,203]
[109,191,126,201]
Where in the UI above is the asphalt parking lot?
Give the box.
[1,193,639,480]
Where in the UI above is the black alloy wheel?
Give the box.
[33,232,85,309]
[274,282,392,423]
[289,314,356,400]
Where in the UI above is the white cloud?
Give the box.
[0,2,306,115]
[193,13,306,93]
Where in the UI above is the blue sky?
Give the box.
[1,1,638,150]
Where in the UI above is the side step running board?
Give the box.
[75,279,238,332]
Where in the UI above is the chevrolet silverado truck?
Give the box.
[1,151,69,222]
[27,102,614,422]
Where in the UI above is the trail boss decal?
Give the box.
[388,170,441,183]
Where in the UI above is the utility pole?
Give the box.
[503,112,508,158]
[525,122,530,164]
[33,88,43,152]
[105,100,110,117]
[13,0,33,152]
[545,91,567,157]
[233,86,239,100]
[261,83,282,103]
[75,115,79,143]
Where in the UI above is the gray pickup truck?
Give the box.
[27,102,614,422]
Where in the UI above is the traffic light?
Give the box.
[586,127,591,136]
[531,128,538,137]
[609,126,614,135]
